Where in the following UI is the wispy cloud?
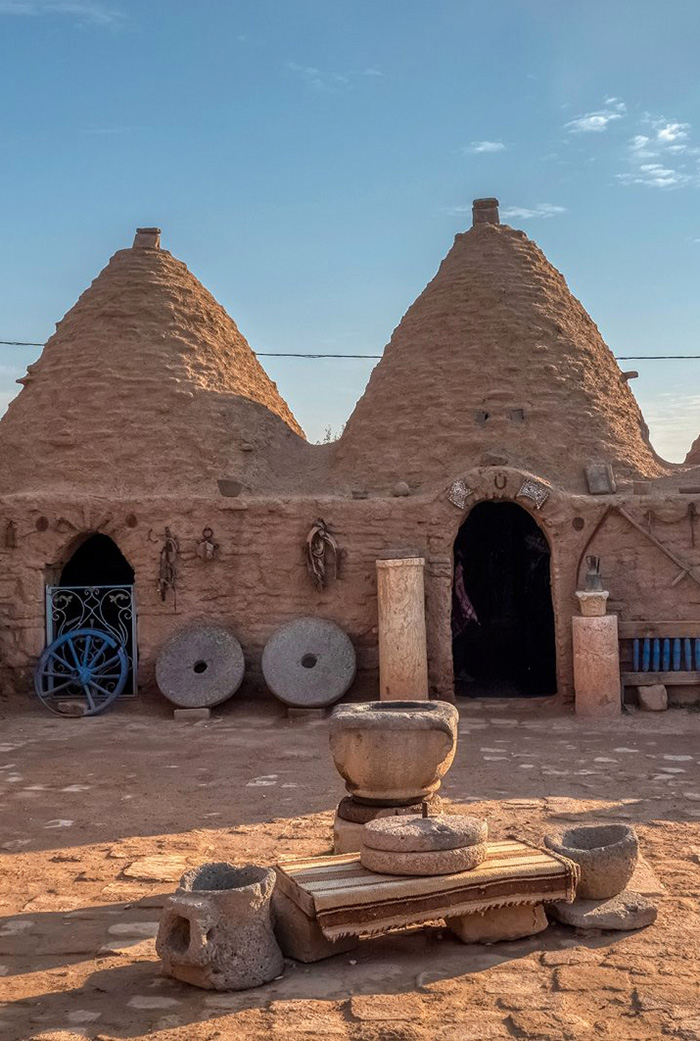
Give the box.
[500,203,566,220]
[286,62,383,92]
[618,163,691,189]
[618,113,697,189]
[656,120,690,148]
[0,0,122,26]
[287,62,348,91]
[565,97,626,133]
[465,140,506,154]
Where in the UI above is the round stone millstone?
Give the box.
[261,617,356,708]
[360,842,487,877]
[363,813,487,853]
[156,624,245,708]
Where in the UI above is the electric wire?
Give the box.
[1,340,699,360]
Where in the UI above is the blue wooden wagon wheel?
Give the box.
[34,627,128,717]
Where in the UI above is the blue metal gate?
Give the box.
[45,584,138,696]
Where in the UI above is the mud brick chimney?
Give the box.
[472,197,500,225]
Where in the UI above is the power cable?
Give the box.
[1,341,700,361]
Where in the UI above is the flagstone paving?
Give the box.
[0,699,699,1040]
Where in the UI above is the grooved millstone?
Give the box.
[363,814,488,853]
[360,842,487,877]
[262,618,356,707]
[156,624,245,708]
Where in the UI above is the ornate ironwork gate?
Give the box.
[45,584,138,695]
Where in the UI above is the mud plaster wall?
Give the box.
[1,474,697,706]
[579,499,700,619]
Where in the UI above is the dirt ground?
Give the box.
[1,697,699,1041]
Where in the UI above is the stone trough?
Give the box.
[157,862,283,990]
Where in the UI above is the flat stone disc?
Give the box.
[547,890,657,931]
[156,625,245,708]
[262,618,356,708]
[363,814,487,852]
[360,842,487,877]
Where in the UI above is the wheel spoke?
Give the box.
[67,639,82,671]
[45,678,79,694]
[87,641,109,670]
[82,633,92,667]
[97,653,121,670]
[89,681,115,697]
[49,648,72,669]
[82,684,96,711]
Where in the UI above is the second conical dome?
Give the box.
[334,201,666,492]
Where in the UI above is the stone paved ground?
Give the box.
[1,698,699,1040]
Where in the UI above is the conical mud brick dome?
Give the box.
[0,229,304,494]
[334,199,666,492]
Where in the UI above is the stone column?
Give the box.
[572,614,621,717]
[376,557,429,700]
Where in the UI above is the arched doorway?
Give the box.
[60,533,134,587]
[452,502,556,698]
[46,533,138,694]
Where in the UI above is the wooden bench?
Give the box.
[273,840,578,962]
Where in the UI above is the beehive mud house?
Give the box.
[2,201,700,705]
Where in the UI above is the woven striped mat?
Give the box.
[276,839,579,939]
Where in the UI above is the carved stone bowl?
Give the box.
[544,824,639,900]
[329,700,458,806]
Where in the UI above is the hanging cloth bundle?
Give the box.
[306,518,339,590]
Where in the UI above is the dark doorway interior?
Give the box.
[60,533,134,587]
[55,533,137,693]
[452,502,556,698]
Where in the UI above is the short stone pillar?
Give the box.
[572,592,621,717]
[376,557,429,700]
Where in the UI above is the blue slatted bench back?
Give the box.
[632,637,699,673]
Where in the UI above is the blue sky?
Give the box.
[1,0,699,458]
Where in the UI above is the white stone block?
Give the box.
[637,684,668,712]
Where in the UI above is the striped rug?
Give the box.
[275,840,579,939]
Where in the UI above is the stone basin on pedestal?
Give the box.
[329,700,459,806]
